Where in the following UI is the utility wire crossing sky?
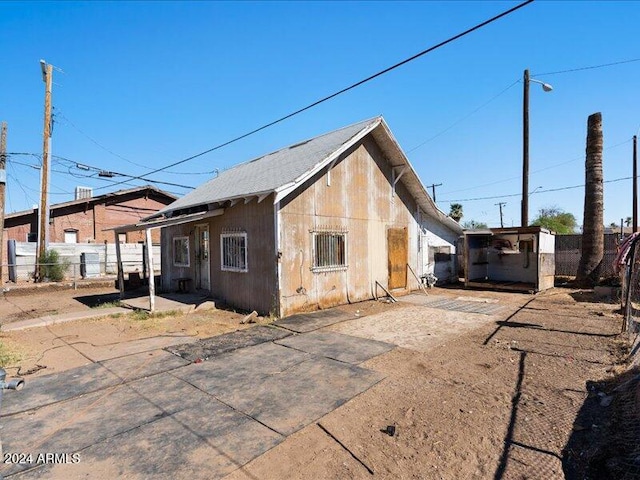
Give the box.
[1,1,639,227]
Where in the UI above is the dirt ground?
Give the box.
[0,285,251,378]
[0,285,629,479]
[0,284,123,323]
[228,289,625,480]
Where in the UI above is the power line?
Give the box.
[407,78,520,153]
[11,153,196,190]
[55,111,150,170]
[99,0,534,190]
[55,112,219,176]
[7,154,176,197]
[534,57,640,77]
[440,175,633,203]
[439,137,633,195]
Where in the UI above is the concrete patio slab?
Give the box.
[327,305,499,352]
[122,293,211,313]
[100,349,190,380]
[11,414,241,480]
[1,362,121,415]
[217,357,384,436]
[1,384,165,477]
[10,396,284,480]
[274,309,356,333]
[74,334,197,362]
[275,331,394,364]
[128,374,212,415]
[402,293,504,315]
[166,325,291,362]
[173,342,310,396]
[171,398,284,466]
[2,321,388,479]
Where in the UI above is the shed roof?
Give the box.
[157,117,462,234]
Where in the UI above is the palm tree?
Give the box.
[449,203,463,222]
[625,216,632,227]
[576,112,604,287]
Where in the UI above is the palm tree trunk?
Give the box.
[576,112,604,287]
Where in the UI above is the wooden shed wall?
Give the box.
[278,136,420,316]
[162,198,276,314]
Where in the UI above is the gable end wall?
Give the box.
[278,135,423,316]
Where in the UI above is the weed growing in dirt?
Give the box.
[130,309,183,321]
[0,341,22,367]
[92,300,123,309]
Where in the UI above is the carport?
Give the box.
[109,208,223,311]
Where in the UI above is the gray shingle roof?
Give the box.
[159,117,380,215]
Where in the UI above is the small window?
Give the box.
[312,231,347,272]
[221,233,247,272]
[27,232,37,242]
[173,236,190,267]
[64,229,78,244]
[519,239,535,254]
[118,233,127,244]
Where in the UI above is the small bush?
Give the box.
[38,249,69,282]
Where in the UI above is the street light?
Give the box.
[522,69,553,227]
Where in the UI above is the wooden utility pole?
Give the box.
[0,122,6,284]
[495,202,506,228]
[36,61,53,282]
[633,135,638,233]
[522,69,530,227]
[426,183,442,202]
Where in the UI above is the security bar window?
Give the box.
[173,236,190,267]
[221,233,248,272]
[312,232,347,272]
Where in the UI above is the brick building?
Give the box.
[3,186,176,249]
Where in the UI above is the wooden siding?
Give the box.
[278,136,420,316]
[162,198,276,314]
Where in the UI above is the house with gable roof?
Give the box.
[121,117,462,317]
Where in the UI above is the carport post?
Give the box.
[114,231,125,299]
[145,228,155,313]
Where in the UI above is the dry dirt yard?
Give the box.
[0,285,628,479]
[0,286,250,378]
[228,288,625,480]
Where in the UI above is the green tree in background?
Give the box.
[449,203,463,222]
[531,206,577,234]
[462,220,488,229]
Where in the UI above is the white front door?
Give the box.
[195,225,210,291]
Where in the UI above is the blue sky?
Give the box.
[1,1,638,228]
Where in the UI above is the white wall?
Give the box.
[418,212,460,282]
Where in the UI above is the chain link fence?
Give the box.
[596,235,640,479]
[555,233,620,280]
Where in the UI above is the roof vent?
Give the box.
[75,186,93,200]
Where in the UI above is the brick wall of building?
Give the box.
[2,188,175,264]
